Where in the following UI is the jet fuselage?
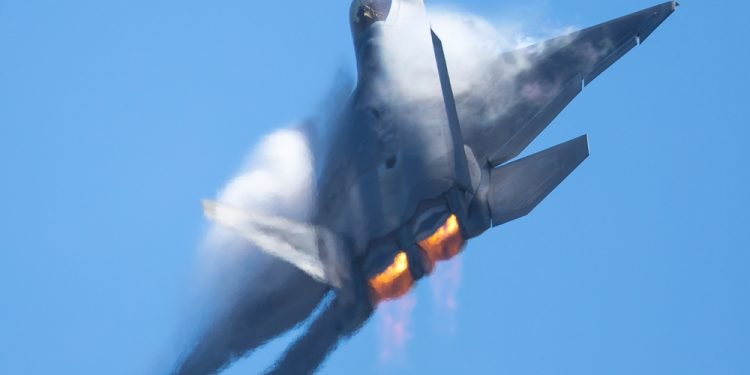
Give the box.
[315,0,478,306]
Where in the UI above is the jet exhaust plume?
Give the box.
[429,259,462,335]
[377,295,417,363]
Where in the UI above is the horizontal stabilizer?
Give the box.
[489,136,589,226]
[202,200,342,288]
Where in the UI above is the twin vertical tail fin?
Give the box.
[430,29,473,193]
[430,28,590,228]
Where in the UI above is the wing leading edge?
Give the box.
[459,1,678,167]
[202,200,345,289]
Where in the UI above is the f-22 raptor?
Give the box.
[197,0,678,373]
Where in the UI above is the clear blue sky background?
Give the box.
[1,0,748,374]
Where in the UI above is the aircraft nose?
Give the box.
[350,0,392,32]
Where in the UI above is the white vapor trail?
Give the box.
[197,128,315,298]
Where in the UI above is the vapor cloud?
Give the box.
[171,128,329,375]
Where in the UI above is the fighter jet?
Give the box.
[196,1,678,373]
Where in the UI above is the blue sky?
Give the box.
[1,0,748,374]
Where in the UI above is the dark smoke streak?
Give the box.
[266,297,372,375]
[172,260,329,375]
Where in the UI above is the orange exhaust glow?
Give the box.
[369,252,414,303]
[419,214,464,271]
[369,215,465,303]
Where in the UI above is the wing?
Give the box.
[202,200,346,289]
[459,1,678,167]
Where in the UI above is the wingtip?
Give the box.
[573,134,590,159]
[582,134,591,158]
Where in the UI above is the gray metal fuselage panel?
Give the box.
[315,81,458,262]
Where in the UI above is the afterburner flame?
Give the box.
[419,214,464,271]
[368,215,464,303]
[369,252,414,303]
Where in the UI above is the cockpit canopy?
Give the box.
[350,0,392,33]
